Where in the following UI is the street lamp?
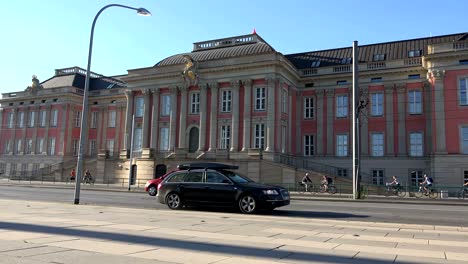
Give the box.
[74,4,151,205]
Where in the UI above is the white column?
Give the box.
[241,79,252,151]
[326,89,334,155]
[150,88,160,150]
[169,86,178,151]
[208,82,218,151]
[178,86,188,149]
[124,90,134,150]
[265,78,276,152]
[198,84,208,151]
[431,70,447,153]
[397,85,406,155]
[385,85,394,156]
[230,80,240,152]
[142,89,151,148]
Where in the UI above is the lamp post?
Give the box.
[74,4,151,205]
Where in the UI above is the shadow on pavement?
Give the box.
[0,221,411,264]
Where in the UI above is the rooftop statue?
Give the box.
[181,55,199,86]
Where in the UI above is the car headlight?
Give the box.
[263,189,279,195]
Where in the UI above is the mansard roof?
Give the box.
[41,67,126,90]
[155,34,275,67]
[285,32,467,69]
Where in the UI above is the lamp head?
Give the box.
[137,8,151,16]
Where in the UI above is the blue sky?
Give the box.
[0,0,466,94]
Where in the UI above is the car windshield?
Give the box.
[221,170,253,183]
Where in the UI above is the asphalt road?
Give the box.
[1,185,467,226]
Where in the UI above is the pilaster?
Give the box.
[326,89,335,155]
[198,84,208,152]
[431,70,447,154]
[230,80,240,152]
[396,84,407,156]
[316,89,325,155]
[124,89,134,150]
[169,85,178,151]
[142,89,151,148]
[178,86,188,149]
[150,88,160,150]
[384,85,394,156]
[265,77,276,152]
[241,79,252,151]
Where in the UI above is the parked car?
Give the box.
[156,163,290,214]
[144,170,176,196]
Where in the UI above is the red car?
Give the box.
[144,170,176,196]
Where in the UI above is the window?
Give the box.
[36,138,44,154]
[73,111,81,127]
[460,78,468,105]
[254,123,265,149]
[461,127,468,154]
[337,168,348,177]
[281,89,288,113]
[464,170,468,185]
[161,94,171,116]
[311,61,321,67]
[254,87,266,111]
[221,90,232,112]
[90,112,98,128]
[167,172,187,183]
[39,110,46,127]
[0,163,5,175]
[336,95,348,117]
[28,111,36,127]
[25,139,33,154]
[304,97,314,119]
[159,127,169,151]
[16,139,22,154]
[371,93,384,116]
[107,139,115,157]
[11,164,17,177]
[184,171,203,183]
[341,58,352,64]
[336,134,348,157]
[21,164,28,177]
[460,60,468,65]
[281,125,286,153]
[410,132,423,156]
[49,138,55,155]
[7,112,14,128]
[190,92,200,114]
[4,140,12,154]
[336,80,347,85]
[408,74,420,79]
[50,109,58,127]
[108,110,116,127]
[372,169,384,185]
[408,50,422,57]
[410,170,424,186]
[206,171,230,183]
[17,112,24,128]
[304,135,314,156]
[72,139,79,156]
[88,140,96,157]
[135,97,144,117]
[373,54,386,61]
[32,164,40,177]
[371,77,382,83]
[133,127,142,152]
[220,125,231,149]
[371,133,384,157]
[408,90,422,114]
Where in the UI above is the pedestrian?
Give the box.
[84,170,92,184]
[70,168,76,182]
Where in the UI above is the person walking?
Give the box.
[70,168,76,182]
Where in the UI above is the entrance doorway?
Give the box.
[188,127,199,153]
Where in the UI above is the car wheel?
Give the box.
[239,195,257,214]
[148,185,157,196]
[166,193,183,210]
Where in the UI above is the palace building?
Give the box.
[1,32,468,187]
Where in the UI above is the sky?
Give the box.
[0,0,466,94]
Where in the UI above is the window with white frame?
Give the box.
[410,170,424,186]
[336,95,348,117]
[372,169,384,185]
[371,133,384,157]
[135,97,144,117]
[17,112,24,128]
[190,92,200,114]
[108,110,116,127]
[72,139,79,156]
[281,125,286,153]
[371,93,384,116]
[254,87,266,111]
[7,112,14,128]
[107,139,115,157]
[16,139,22,154]
[90,111,98,128]
[26,139,33,154]
[36,138,44,154]
[28,111,35,127]
[410,132,423,156]
[161,94,171,116]
[88,140,96,156]
[304,135,314,156]
[39,110,46,127]
[254,123,265,149]
[221,90,232,112]
[49,138,55,155]
[73,111,81,127]
[50,109,58,127]
[408,90,422,114]
[220,125,231,149]
[281,89,288,113]
[304,97,314,119]
[336,134,348,156]
[133,127,142,152]
[159,127,169,151]
[460,77,468,105]
[4,140,12,154]
[461,127,468,154]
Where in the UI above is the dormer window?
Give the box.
[341,58,352,64]
[408,50,422,57]
[373,54,386,61]
[311,61,321,67]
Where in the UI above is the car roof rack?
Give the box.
[177,163,239,170]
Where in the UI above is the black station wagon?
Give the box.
[156,163,290,214]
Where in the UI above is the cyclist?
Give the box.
[420,174,433,195]
[386,175,400,191]
[301,173,312,192]
[321,175,329,192]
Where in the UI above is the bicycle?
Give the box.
[384,185,406,198]
[297,182,314,194]
[414,185,438,199]
[458,188,468,200]
[319,183,337,194]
